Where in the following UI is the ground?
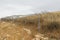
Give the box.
[0,11,60,40]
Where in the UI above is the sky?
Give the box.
[0,0,60,18]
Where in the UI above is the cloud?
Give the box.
[0,0,60,18]
[0,4,33,18]
[31,0,60,13]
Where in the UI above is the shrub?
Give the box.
[40,21,60,34]
[47,21,60,32]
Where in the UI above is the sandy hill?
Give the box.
[0,11,60,40]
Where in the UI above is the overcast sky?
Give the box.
[0,0,60,18]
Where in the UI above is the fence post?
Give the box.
[38,14,40,32]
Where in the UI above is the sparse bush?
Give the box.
[23,20,35,25]
[40,21,60,34]
[1,18,12,22]
[47,21,60,32]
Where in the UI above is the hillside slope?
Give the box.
[0,11,60,40]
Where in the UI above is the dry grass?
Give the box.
[0,11,60,40]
